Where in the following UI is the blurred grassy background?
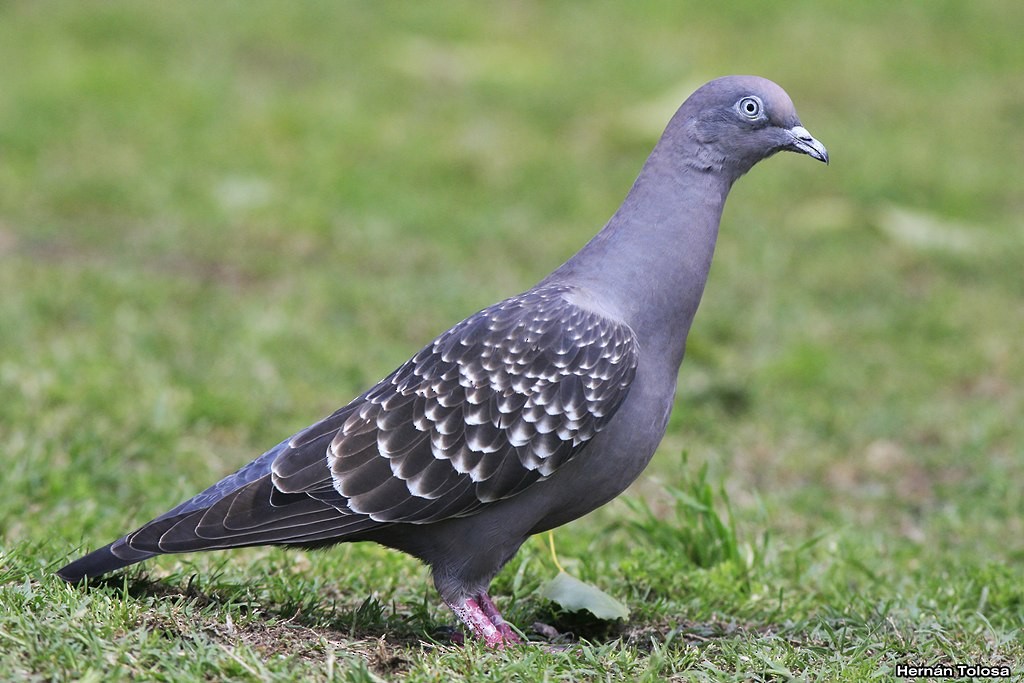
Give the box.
[1,1,1022,679]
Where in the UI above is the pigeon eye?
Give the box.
[737,96,763,119]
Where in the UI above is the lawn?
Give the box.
[1,1,1022,680]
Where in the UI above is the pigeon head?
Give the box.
[673,75,828,178]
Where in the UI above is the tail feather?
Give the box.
[56,479,377,583]
[55,435,377,584]
[55,541,156,584]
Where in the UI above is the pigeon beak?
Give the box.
[787,125,829,165]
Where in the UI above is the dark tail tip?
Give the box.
[56,542,154,584]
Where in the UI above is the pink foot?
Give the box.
[476,592,521,644]
[446,592,522,648]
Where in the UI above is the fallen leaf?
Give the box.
[539,571,630,621]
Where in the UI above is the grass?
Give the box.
[1,0,1023,680]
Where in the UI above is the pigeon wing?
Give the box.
[273,282,639,524]
[111,283,637,560]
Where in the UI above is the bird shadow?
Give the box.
[77,571,424,642]
[70,571,754,657]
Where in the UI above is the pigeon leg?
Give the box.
[475,592,521,644]
[446,595,521,648]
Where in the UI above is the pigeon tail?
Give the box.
[55,542,155,584]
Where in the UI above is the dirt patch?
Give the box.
[132,603,414,677]
[94,575,419,676]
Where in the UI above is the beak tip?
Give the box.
[787,125,828,166]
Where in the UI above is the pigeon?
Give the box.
[58,75,827,647]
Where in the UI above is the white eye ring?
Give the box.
[737,96,763,119]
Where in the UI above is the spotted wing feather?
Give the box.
[273,283,639,524]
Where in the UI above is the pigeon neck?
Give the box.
[546,141,735,367]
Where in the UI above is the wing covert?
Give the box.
[274,283,639,525]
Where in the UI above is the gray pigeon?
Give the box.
[58,75,827,647]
